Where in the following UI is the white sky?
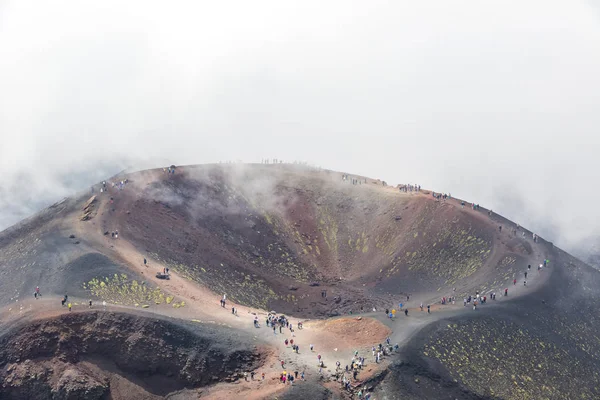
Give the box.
[1,1,600,255]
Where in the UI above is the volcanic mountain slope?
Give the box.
[82,163,538,316]
[375,247,600,400]
[0,163,539,315]
[1,163,599,400]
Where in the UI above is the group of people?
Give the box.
[459,261,548,310]
[96,179,130,194]
[462,291,493,310]
[384,307,409,319]
[431,191,450,201]
[232,298,379,398]
[342,174,366,185]
[398,184,420,193]
[266,312,297,335]
[278,370,302,384]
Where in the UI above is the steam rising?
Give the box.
[1,1,600,261]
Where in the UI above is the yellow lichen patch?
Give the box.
[84,274,181,307]
[422,319,600,399]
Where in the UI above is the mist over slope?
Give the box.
[1,163,543,317]
[2,159,599,276]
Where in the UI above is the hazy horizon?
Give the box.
[1,1,600,262]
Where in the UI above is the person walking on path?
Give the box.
[103,300,107,310]
[68,303,72,311]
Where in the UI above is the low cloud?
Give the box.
[1,1,600,260]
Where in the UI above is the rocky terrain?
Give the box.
[0,163,598,399]
[0,312,264,399]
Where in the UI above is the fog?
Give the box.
[1,1,600,260]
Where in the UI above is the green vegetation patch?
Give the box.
[423,318,600,399]
[151,256,282,310]
[83,274,183,307]
[388,221,492,283]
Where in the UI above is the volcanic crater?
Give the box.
[0,163,598,399]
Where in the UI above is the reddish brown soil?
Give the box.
[77,164,541,318]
